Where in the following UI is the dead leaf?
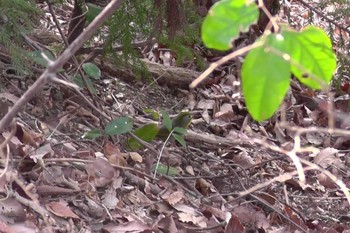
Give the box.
[103,221,151,232]
[101,187,119,210]
[203,206,226,221]
[284,206,308,231]
[0,198,26,223]
[29,143,54,163]
[225,214,244,233]
[306,132,325,146]
[317,173,337,188]
[314,148,339,168]
[129,152,143,163]
[185,165,195,176]
[65,105,99,125]
[178,212,207,227]
[232,205,269,229]
[46,200,79,219]
[285,178,314,191]
[196,178,211,196]
[214,103,236,122]
[166,190,184,205]
[85,158,118,187]
[103,142,127,166]
[229,147,255,169]
[15,124,39,148]
[158,216,178,233]
[197,99,215,111]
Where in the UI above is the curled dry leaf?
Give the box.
[317,173,337,189]
[314,147,342,169]
[15,124,40,148]
[285,178,314,191]
[0,198,26,222]
[306,131,325,146]
[103,142,127,166]
[185,165,195,176]
[196,178,211,196]
[85,158,118,188]
[101,187,119,210]
[158,215,178,233]
[283,206,308,231]
[166,190,184,206]
[225,214,244,233]
[29,143,54,163]
[129,152,143,163]
[232,205,270,229]
[196,99,215,111]
[230,148,255,169]
[46,200,79,219]
[103,221,151,233]
[177,212,207,228]
[65,105,99,126]
[214,103,236,122]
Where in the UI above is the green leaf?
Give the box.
[85,3,103,23]
[28,50,63,71]
[152,163,178,176]
[173,127,187,136]
[161,110,172,132]
[82,62,101,80]
[128,123,159,150]
[82,129,102,139]
[73,75,97,95]
[105,117,133,136]
[172,133,187,148]
[201,0,259,50]
[242,34,291,121]
[281,26,336,89]
[144,108,160,120]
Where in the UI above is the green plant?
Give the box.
[128,111,191,150]
[0,0,39,75]
[82,110,191,149]
[201,0,337,121]
[73,62,102,94]
[82,116,134,140]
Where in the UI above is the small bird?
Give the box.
[156,111,192,139]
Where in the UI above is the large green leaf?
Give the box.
[152,163,178,176]
[73,75,96,95]
[242,34,291,121]
[144,108,160,120]
[281,26,336,89]
[160,110,172,132]
[28,50,62,70]
[201,0,259,50]
[82,129,102,139]
[127,123,159,150]
[172,132,187,148]
[105,117,133,136]
[82,62,101,80]
[85,3,103,23]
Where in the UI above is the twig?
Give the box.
[153,130,174,178]
[253,138,350,205]
[46,1,69,47]
[10,190,51,224]
[46,1,108,126]
[189,41,264,88]
[0,121,16,177]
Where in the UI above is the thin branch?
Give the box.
[189,41,264,88]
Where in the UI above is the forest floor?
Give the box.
[0,1,350,233]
